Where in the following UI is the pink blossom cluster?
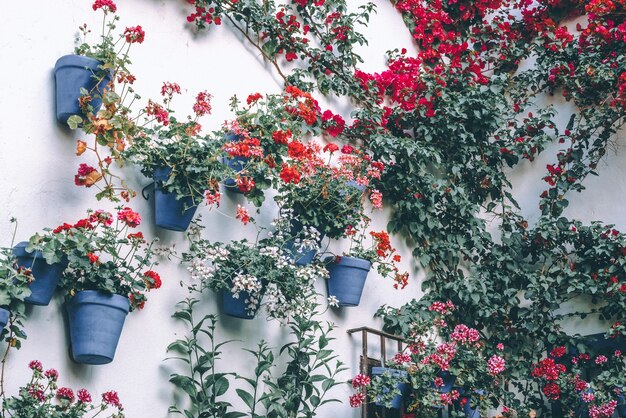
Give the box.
[487,354,506,375]
[450,324,481,345]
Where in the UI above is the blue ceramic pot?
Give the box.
[617,393,626,417]
[0,308,9,329]
[371,367,409,409]
[326,256,370,307]
[222,289,258,319]
[153,167,198,231]
[66,290,129,365]
[13,242,67,306]
[222,155,248,193]
[54,54,111,124]
[435,371,456,393]
[284,220,320,265]
[222,133,248,194]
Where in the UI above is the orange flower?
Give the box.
[76,140,87,156]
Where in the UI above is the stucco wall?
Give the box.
[0,0,624,417]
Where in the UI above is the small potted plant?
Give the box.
[184,212,327,320]
[125,83,225,231]
[2,360,124,416]
[53,208,161,364]
[55,0,142,124]
[219,87,323,206]
[355,301,508,416]
[325,217,408,307]
[66,1,146,202]
[275,142,384,265]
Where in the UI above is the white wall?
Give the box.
[0,1,421,416]
[1,0,624,416]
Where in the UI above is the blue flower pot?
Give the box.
[326,256,370,307]
[153,167,198,231]
[371,367,409,409]
[617,393,626,416]
[222,155,248,194]
[284,220,320,265]
[0,308,9,329]
[435,371,456,393]
[13,242,67,306]
[222,289,258,319]
[66,290,129,365]
[54,54,111,124]
[222,133,248,194]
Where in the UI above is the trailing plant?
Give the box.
[168,298,345,418]
[184,212,327,320]
[70,0,145,201]
[2,360,124,418]
[29,208,161,311]
[184,0,376,98]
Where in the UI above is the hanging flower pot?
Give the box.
[12,242,67,306]
[371,367,409,409]
[66,290,129,365]
[617,392,626,416]
[153,167,198,232]
[284,219,322,266]
[326,256,371,307]
[54,55,111,124]
[0,308,9,329]
[222,155,248,194]
[435,371,456,393]
[456,389,483,418]
[221,289,259,320]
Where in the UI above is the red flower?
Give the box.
[127,232,145,241]
[77,389,92,404]
[236,176,255,193]
[56,387,75,404]
[87,253,99,264]
[193,91,213,116]
[74,164,102,187]
[246,93,263,105]
[124,26,145,44]
[272,129,292,144]
[143,270,162,290]
[53,223,73,234]
[280,164,301,184]
[341,145,353,154]
[236,205,251,225]
[74,218,94,230]
[161,82,181,97]
[117,207,142,228]
[29,360,43,371]
[323,143,339,153]
[44,369,59,381]
[102,391,123,409]
[92,0,116,12]
[287,141,308,159]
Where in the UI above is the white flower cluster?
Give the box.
[231,273,262,315]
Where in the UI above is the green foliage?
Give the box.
[168,299,345,418]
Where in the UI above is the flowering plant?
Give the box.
[184,213,327,320]
[274,141,384,240]
[337,216,409,289]
[220,87,324,206]
[0,222,31,349]
[125,83,227,207]
[69,0,145,201]
[29,208,160,310]
[531,339,626,418]
[1,360,124,417]
[359,301,510,415]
